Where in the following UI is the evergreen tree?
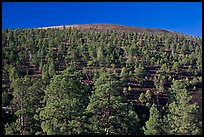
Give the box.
[39,69,87,135]
[120,66,128,84]
[48,59,56,77]
[143,104,162,135]
[163,80,201,135]
[6,76,45,135]
[134,64,145,81]
[2,24,202,135]
[97,46,105,66]
[139,93,146,103]
[9,76,32,135]
[145,90,152,102]
[86,71,140,135]
[8,66,18,82]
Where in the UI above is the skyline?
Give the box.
[2,2,202,37]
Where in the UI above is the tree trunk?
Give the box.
[156,92,160,107]
[19,90,25,135]
[20,98,24,135]
[104,92,111,135]
[105,128,109,135]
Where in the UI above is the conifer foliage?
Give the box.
[2,26,202,135]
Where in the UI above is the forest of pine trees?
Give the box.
[2,27,202,135]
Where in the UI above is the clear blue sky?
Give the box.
[2,2,202,37]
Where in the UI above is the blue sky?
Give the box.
[2,2,202,37]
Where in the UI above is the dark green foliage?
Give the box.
[163,80,202,135]
[2,27,202,135]
[120,66,128,84]
[39,68,87,135]
[143,104,162,135]
[5,76,45,135]
[139,93,146,103]
[86,71,140,135]
[48,59,56,77]
[97,46,105,66]
[134,64,145,80]
[145,90,152,102]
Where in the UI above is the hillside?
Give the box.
[2,24,202,135]
[38,23,174,34]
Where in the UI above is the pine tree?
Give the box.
[196,53,202,72]
[6,76,45,135]
[143,104,162,135]
[126,54,133,68]
[139,93,146,103]
[86,71,140,135]
[163,80,201,135]
[145,90,152,102]
[97,46,105,66]
[153,74,164,106]
[9,76,32,135]
[120,66,128,84]
[134,64,145,81]
[48,59,56,77]
[39,69,87,135]
[8,66,18,82]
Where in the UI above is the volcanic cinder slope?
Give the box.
[38,23,174,34]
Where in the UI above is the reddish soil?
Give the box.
[39,23,173,34]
